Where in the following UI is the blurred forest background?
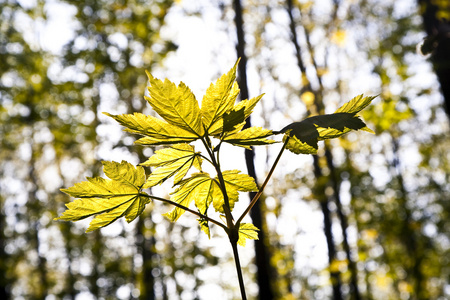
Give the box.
[1,0,449,299]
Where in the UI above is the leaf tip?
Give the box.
[145,70,153,81]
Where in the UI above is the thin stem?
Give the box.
[141,193,228,231]
[200,137,235,228]
[236,137,289,226]
[199,154,214,166]
[231,239,247,300]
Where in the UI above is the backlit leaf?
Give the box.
[104,112,199,145]
[233,94,264,123]
[55,161,149,232]
[209,94,264,136]
[145,72,204,136]
[223,170,258,192]
[279,95,376,154]
[212,170,258,213]
[237,223,259,247]
[142,144,202,188]
[283,133,318,155]
[224,127,276,149]
[223,107,246,133]
[163,173,216,222]
[335,94,377,114]
[201,60,240,131]
[198,218,211,238]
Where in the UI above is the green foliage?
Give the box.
[1,0,178,297]
[57,161,149,232]
[145,72,205,136]
[141,144,203,188]
[56,61,274,244]
[56,61,374,249]
[280,94,376,154]
[55,60,374,298]
[238,223,260,246]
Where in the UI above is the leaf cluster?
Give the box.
[56,60,375,247]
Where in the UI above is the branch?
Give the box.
[142,193,228,231]
[200,137,235,229]
[236,137,289,226]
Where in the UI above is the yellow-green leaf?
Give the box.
[335,94,377,114]
[198,218,211,238]
[212,170,258,213]
[222,107,246,133]
[279,95,376,154]
[104,112,199,145]
[145,72,204,136]
[163,173,215,222]
[230,94,264,130]
[224,127,276,149]
[284,133,318,155]
[102,160,145,187]
[209,94,264,136]
[237,223,259,247]
[142,144,202,188]
[201,60,240,131]
[55,161,149,232]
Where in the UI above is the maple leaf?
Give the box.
[208,94,264,137]
[212,170,258,214]
[237,223,259,247]
[223,127,276,149]
[222,107,246,133]
[142,144,202,188]
[145,71,205,136]
[55,161,149,232]
[201,60,240,132]
[282,133,318,155]
[163,170,258,221]
[163,173,216,222]
[226,94,264,132]
[279,94,376,154]
[104,112,199,145]
[335,94,376,114]
[198,218,211,238]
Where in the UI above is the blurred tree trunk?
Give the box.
[136,216,156,300]
[233,0,276,299]
[285,1,344,299]
[27,127,49,300]
[419,0,450,118]
[0,195,10,300]
[313,157,343,300]
[60,222,77,300]
[324,149,361,300]
[390,138,427,299]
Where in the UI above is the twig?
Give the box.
[142,193,228,231]
[236,137,289,226]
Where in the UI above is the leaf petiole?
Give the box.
[236,136,289,226]
[141,193,228,231]
[200,137,235,228]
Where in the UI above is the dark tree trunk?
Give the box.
[419,0,450,119]
[27,143,49,300]
[136,217,156,300]
[233,0,276,299]
[61,222,77,300]
[391,138,426,299]
[325,148,361,300]
[313,157,343,300]
[0,197,11,300]
[286,1,346,298]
